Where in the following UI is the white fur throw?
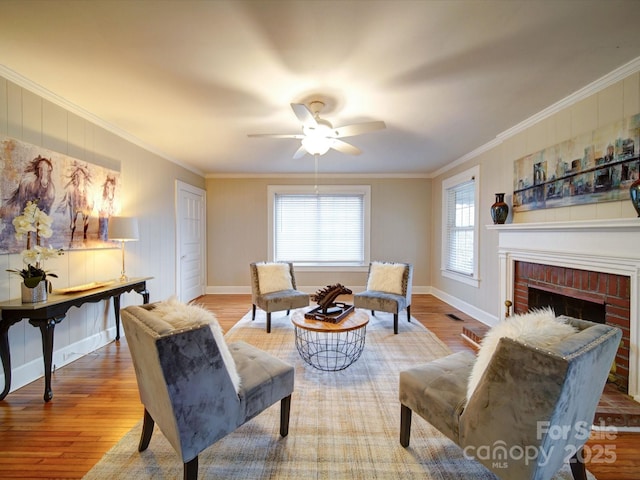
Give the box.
[257,262,293,294]
[366,261,405,295]
[153,297,241,394]
[466,307,577,401]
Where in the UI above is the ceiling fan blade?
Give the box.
[331,139,362,155]
[293,145,308,159]
[334,121,386,138]
[247,133,304,139]
[291,103,317,127]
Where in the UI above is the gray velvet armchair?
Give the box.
[354,261,413,334]
[250,261,309,333]
[399,316,621,480]
[122,302,295,480]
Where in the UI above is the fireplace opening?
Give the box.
[528,287,606,324]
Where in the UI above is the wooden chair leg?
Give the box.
[183,456,198,480]
[138,408,155,452]
[407,305,411,322]
[266,312,271,333]
[252,304,256,320]
[280,394,292,437]
[400,404,412,447]
[394,313,399,334]
[569,448,587,480]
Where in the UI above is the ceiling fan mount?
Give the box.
[308,100,326,116]
[248,99,386,159]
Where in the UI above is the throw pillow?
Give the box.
[153,296,241,394]
[466,307,577,401]
[257,262,293,294]
[366,261,406,295]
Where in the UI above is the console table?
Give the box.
[0,277,151,402]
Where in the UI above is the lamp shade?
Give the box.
[108,216,139,241]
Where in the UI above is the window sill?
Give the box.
[441,269,479,288]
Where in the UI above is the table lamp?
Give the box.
[108,216,139,281]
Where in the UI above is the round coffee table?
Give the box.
[291,309,369,371]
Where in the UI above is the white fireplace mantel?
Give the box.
[488,218,640,401]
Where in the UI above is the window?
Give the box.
[268,185,370,268]
[441,166,480,287]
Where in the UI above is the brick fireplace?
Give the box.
[490,218,640,401]
[513,261,630,391]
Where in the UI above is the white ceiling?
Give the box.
[1,0,640,176]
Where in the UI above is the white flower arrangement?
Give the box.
[7,200,63,287]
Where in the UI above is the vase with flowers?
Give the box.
[6,200,63,303]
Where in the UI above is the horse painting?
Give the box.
[5,155,55,214]
[98,175,117,241]
[57,162,94,244]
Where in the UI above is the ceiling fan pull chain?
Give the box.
[314,154,319,194]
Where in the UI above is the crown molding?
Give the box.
[0,64,204,177]
[435,55,640,179]
[205,172,431,179]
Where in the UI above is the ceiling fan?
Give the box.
[248,101,386,159]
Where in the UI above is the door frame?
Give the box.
[175,180,207,302]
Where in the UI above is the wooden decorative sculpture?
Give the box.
[305,283,354,322]
[312,283,352,313]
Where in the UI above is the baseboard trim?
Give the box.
[0,328,117,395]
[428,287,497,327]
[206,285,433,295]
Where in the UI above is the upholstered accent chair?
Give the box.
[250,261,309,333]
[354,261,413,334]
[122,301,295,480]
[399,316,622,480]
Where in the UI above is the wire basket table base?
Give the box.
[294,325,367,371]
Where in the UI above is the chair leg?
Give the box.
[138,408,155,452]
[407,305,411,322]
[286,309,290,315]
[394,313,399,334]
[280,394,292,437]
[400,404,412,447]
[183,456,198,480]
[569,448,587,480]
[266,312,271,333]
[252,304,256,320]
[371,310,375,316]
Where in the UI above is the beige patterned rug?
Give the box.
[83,309,590,479]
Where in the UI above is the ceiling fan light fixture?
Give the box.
[301,136,333,156]
[301,121,335,156]
[248,101,385,159]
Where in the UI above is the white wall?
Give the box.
[0,75,205,393]
[430,70,640,325]
[205,176,432,293]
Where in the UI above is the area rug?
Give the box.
[83,309,591,479]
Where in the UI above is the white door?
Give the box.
[176,181,206,302]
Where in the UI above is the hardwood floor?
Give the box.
[0,294,637,479]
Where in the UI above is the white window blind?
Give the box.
[445,181,475,275]
[274,193,365,266]
[441,165,479,287]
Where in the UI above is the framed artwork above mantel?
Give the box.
[513,113,640,212]
[0,136,122,254]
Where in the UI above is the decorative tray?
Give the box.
[304,303,354,323]
[54,281,115,294]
